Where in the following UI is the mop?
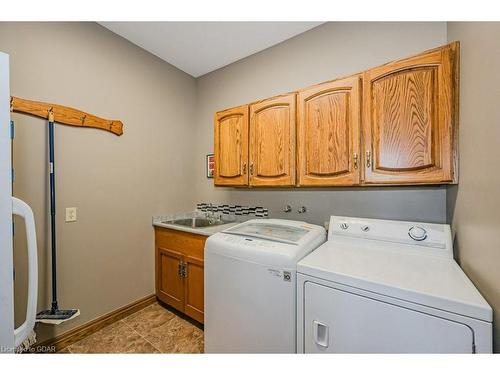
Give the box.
[35,111,80,325]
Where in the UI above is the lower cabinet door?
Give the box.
[156,247,185,312]
[184,255,204,323]
[304,282,474,353]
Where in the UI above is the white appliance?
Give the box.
[204,218,326,353]
[297,216,493,353]
[0,52,38,353]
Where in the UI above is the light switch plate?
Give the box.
[65,207,77,222]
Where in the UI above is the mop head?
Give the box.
[36,309,80,325]
[15,330,37,353]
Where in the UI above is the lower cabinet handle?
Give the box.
[313,320,329,348]
[178,262,183,277]
[366,150,371,168]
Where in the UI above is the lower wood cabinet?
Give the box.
[155,227,206,323]
[183,255,204,321]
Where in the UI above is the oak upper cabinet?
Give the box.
[249,93,296,187]
[362,42,459,184]
[214,105,249,186]
[297,75,361,186]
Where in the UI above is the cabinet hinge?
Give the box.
[10,120,14,139]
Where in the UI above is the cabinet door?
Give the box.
[363,42,458,184]
[297,76,361,186]
[249,94,296,186]
[184,255,204,323]
[156,247,184,312]
[214,105,249,186]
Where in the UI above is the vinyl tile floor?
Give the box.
[58,302,204,354]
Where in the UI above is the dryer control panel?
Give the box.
[328,216,452,257]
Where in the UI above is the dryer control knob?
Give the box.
[408,226,427,241]
[340,222,349,230]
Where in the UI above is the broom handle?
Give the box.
[49,116,58,312]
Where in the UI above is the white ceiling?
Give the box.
[99,22,323,77]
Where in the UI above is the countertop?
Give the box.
[152,212,241,236]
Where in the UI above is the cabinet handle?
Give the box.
[366,150,371,168]
[178,262,183,277]
[178,261,188,278]
[249,162,254,176]
[242,162,247,175]
[353,153,358,170]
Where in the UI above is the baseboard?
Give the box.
[35,294,157,352]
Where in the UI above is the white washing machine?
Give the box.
[297,216,493,353]
[204,219,326,353]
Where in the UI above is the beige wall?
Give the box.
[194,22,448,225]
[0,22,198,341]
[447,22,500,352]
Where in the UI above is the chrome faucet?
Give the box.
[205,204,222,224]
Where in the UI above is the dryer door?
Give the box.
[304,282,474,353]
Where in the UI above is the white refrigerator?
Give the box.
[0,51,38,353]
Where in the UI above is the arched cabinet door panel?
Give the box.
[297,75,361,186]
[362,42,459,184]
[249,94,296,187]
[214,105,249,186]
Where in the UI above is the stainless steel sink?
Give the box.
[164,217,232,228]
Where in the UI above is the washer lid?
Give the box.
[223,221,311,244]
[205,219,326,268]
[297,240,493,322]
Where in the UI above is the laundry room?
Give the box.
[1,1,500,373]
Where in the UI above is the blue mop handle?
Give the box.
[48,113,58,312]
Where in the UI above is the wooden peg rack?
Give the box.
[10,96,123,136]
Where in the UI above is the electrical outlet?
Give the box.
[65,207,77,222]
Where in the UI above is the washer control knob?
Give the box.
[408,226,427,241]
[340,222,349,230]
[361,225,370,232]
